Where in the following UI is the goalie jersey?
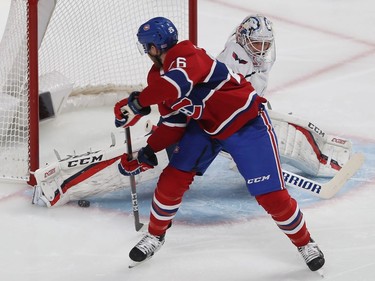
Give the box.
[216,34,275,97]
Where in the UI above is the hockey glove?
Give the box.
[114,91,151,128]
[118,145,158,176]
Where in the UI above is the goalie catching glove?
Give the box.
[114,91,151,128]
[118,145,158,176]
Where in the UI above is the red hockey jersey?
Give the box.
[139,40,266,142]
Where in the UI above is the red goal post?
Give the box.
[0,0,197,184]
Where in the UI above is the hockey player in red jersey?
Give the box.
[114,17,325,271]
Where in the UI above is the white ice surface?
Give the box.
[1,0,375,280]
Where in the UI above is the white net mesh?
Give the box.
[39,0,190,91]
[0,0,192,181]
[0,0,29,180]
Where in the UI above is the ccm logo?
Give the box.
[44,167,56,178]
[247,175,270,184]
[308,122,325,137]
[67,154,103,167]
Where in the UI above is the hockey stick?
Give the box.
[125,127,145,232]
[219,150,364,199]
[282,153,364,199]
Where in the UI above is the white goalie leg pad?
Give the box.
[33,162,64,207]
[33,145,128,207]
[272,119,320,176]
[54,159,128,206]
[268,110,352,177]
[33,141,169,207]
[314,134,351,177]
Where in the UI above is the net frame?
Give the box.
[0,0,197,183]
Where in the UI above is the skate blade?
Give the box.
[128,256,153,269]
[128,261,141,269]
[316,268,325,278]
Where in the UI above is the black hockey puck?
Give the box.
[78,200,90,208]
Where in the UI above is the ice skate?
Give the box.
[298,238,325,271]
[129,233,165,267]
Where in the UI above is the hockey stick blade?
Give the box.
[284,153,365,199]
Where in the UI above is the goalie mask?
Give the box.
[236,15,275,65]
[137,17,178,55]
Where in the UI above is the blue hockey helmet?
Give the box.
[137,17,178,54]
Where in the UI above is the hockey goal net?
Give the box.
[0,0,197,183]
